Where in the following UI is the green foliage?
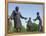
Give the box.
[32,23,38,32]
[8,20,38,32]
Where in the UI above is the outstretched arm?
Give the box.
[34,17,38,21]
[20,12,27,20]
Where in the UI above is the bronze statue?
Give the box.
[26,17,33,32]
[11,6,27,32]
[33,12,42,32]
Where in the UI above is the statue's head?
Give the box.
[37,12,39,16]
[29,17,31,20]
[15,6,19,11]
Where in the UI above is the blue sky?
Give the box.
[8,3,44,28]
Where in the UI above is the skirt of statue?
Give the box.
[14,17,22,29]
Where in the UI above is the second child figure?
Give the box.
[26,17,33,32]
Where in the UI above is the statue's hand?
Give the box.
[33,19,35,21]
[11,17,12,20]
[25,18,27,20]
[10,17,13,20]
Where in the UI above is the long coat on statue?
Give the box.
[11,10,25,29]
